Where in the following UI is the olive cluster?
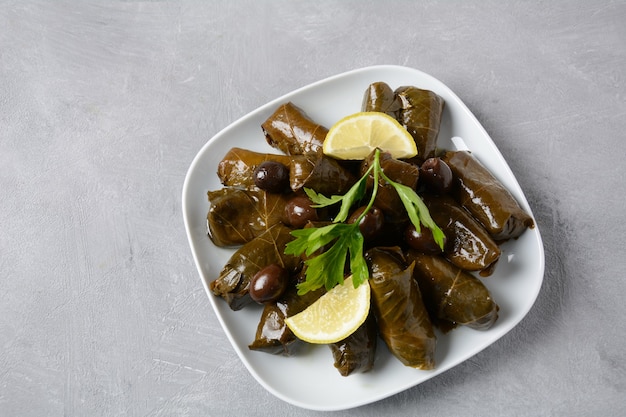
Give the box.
[248,156,454,304]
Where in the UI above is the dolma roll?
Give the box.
[249,282,325,355]
[361,81,400,117]
[207,188,289,247]
[329,312,378,376]
[395,86,445,161]
[407,251,499,331]
[217,147,291,189]
[261,102,327,156]
[210,224,302,310]
[217,147,356,196]
[423,195,501,273]
[441,150,534,241]
[366,247,436,370]
[289,154,357,197]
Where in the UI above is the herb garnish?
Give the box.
[285,149,445,295]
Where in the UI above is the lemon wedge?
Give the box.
[322,112,417,160]
[285,276,370,344]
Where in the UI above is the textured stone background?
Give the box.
[1,1,625,416]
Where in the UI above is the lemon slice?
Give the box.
[322,112,417,160]
[285,276,370,344]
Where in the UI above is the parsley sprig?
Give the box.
[285,149,444,295]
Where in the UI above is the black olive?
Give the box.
[405,224,444,254]
[419,157,453,194]
[347,206,384,241]
[249,264,289,304]
[253,161,290,193]
[284,195,318,228]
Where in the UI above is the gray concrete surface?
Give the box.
[1,1,625,416]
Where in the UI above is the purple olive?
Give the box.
[284,195,318,228]
[420,157,453,194]
[405,224,444,254]
[253,161,290,193]
[347,206,384,241]
[249,264,289,304]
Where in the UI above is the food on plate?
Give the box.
[262,102,327,156]
[283,275,371,344]
[395,86,445,161]
[329,312,378,376]
[419,156,453,194]
[366,247,436,369]
[206,188,289,247]
[282,194,321,228]
[249,263,290,304]
[253,160,291,193]
[205,81,534,375]
[322,112,417,160]
[363,82,445,162]
[285,147,444,295]
[423,195,501,273]
[249,280,325,355]
[404,223,444,255]
[217,147,356,196]
[407,252,499,331]
[359,149,420,221]
[442,150,535,241]
[361,81,400,118]
[209,224,301,310]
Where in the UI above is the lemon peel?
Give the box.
[285,276,370,344]
[323,112,417,160]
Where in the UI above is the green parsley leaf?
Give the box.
[380,171,446,249]
[303,188,344,208]
[304,163,373,223]
[347,230,368,287]
[289,223,363,294]
[286,149,444,295]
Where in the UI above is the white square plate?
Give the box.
[182,65,544,411]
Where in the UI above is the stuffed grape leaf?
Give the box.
[249,278,325,355]
[395,86,444,161]
[210,224,302,310]
[217,147,356,196]
[361,81,400,117]
[329,312,378,376]
[442,150,534,241]
[407,251,499,331]
[261,102,327,156]
[423,195,501,273]
[366,247,436,369]
[207,188,290,247]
